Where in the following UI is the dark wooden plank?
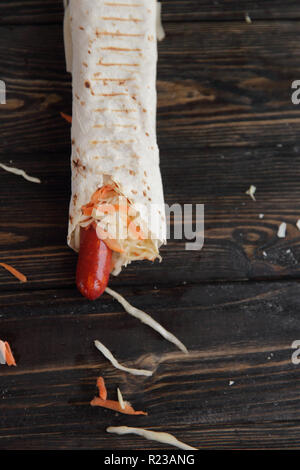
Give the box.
[0,281,300,449]
[1,145,300,290]
[1,1,300,25]
[1,21,300,153]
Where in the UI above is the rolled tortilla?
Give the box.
[66,0,166,275]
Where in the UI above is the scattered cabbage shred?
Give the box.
[94,339,153,377]
[245,185,256,201]
[105,287,188,354]
[107,426,198,451]
[277,222,287,238]
[0,163,41,184]
[117,388,126,410]
[245,13,252,24]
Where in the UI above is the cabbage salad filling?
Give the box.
[77,182,160,275]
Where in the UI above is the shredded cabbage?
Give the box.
[107,426,198,451]
[0,163,41,184]
[117,388,126,410]
[277,222,287,238]
[94,339,153,377]
[105,287,188,354]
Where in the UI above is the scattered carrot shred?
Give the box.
[90,376,147,416]
[0,263,27,283]
[60,112,72,123]
[4,342,16,367]
[97,376,107,401]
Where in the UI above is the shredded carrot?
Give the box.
[91,185,115,203]
[90,189,103,203]
[90,376,147,416]
[82,186,118,217]
[60,112,72,123]
[97,376,107,401]
[81,205,94,217]
[4,342,16,367]
[91,397,148,415]
[0,263,27,283]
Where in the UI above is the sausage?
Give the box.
[76,225,112,300]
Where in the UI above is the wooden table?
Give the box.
[1,0,300,450]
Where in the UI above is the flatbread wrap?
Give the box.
[64,0,166,299]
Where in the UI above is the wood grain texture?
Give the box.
[0,281,300,449]
[1,21,300,153]
[1,145,300,290]
[1,0,300,25]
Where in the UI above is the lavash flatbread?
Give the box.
[65,0,166,270]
